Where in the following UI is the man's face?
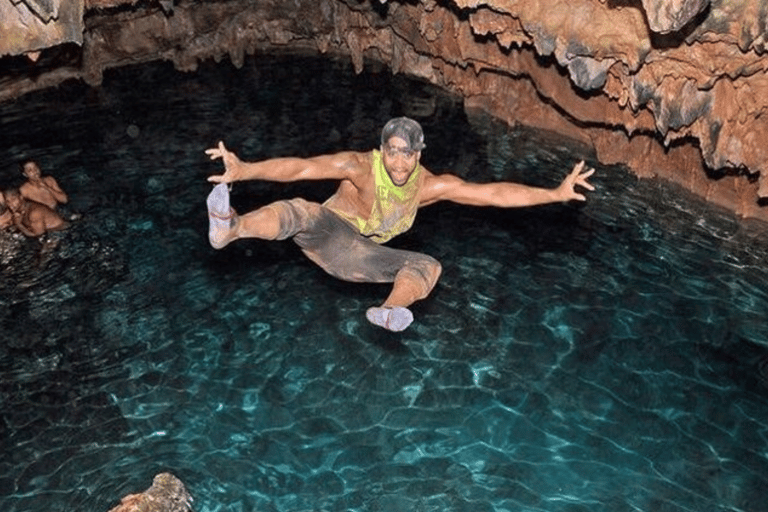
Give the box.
[6,192,22,211]
[23,162,40,179]
[381,136,420,187]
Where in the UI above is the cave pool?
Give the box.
[1,53,767,512]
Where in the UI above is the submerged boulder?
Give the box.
[107,473,192,512]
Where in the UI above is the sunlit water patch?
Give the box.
[1,54,767,512]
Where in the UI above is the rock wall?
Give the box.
[0,0,84,57]
[2,0,768,220]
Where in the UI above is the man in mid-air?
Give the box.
[206,117,594,332]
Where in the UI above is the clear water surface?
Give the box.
[1,53,767,512]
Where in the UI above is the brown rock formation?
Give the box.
[0,0,84,57]
[2,0,768,220]
[107,473,192,512]
[641,0,711,33]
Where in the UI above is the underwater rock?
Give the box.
[107,473,192,512]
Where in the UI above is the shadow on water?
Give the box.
[1,52,768,512]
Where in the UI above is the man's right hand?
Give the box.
[205,141,241,183]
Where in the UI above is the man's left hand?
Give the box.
[557,160,595,202]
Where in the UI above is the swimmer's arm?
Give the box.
[420,161,594,207]
[206,141,363,184]
[44,177,68,204]
[12,215,36,237]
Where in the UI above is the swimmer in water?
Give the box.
[5,188,69,237]
[0,190,13,230]
[20,160,68,210]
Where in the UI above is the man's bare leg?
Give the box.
[381,271,429,309]
[366,263,442,332]
[366,273,419,332]
[207,184,282,248]
[210,208,283,248]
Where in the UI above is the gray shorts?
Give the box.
[270,198,440,295]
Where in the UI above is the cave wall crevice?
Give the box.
[2,0,768,220]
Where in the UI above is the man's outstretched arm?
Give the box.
[420,161,595,207]
[205,141,362,184]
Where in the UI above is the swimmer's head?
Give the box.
[4,189,23,210]
[381,117,425,153]
[22,161,41,179]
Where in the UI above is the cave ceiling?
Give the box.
[2,0,768,220]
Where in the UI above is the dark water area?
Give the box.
[1,53,767,512]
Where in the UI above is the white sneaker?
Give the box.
[366,306,414,332]
[207,183,235,249]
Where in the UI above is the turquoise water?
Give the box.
[1,54,767,512]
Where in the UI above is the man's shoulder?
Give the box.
[319,149,370,167]
[329,150,374,178]
[418,171,466,206]
[421,170,462,189]
[343,149,373,165]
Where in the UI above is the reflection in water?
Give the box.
[1,54,767,512]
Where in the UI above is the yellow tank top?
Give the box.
[325,149,422,244]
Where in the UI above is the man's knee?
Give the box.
[425,258,442,290]
[404,256,442,299]
[262,198,321,241]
